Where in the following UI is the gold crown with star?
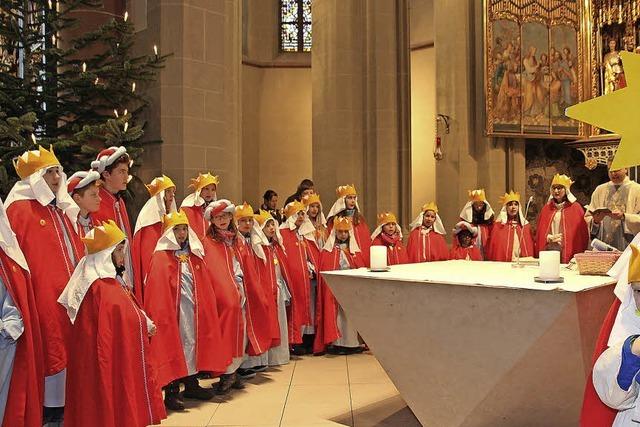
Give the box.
[82,220,126,254]
[468,189,486,203]
[303,193,322,206]
[234,202,254,220]
[422,202,438,213]
[13,145,61,180]
[551,174,573,189]
[336,185,357,198]
[499,190,520,206]
[377,212,397,226]
[284,201,306,218]
[162,210,189,232]
[189,172,220,192]
[254,209,274,227]
[333,216,353,231]
[145,175,175,197]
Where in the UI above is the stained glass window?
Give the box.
[280,0,311,52]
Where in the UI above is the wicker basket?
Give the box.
[575,251,621,276]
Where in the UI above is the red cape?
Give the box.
[65,278,166,427]
[7,200,84,375]
[131,222,162,303]
[536,201,589,263]
[450,237,483,261]
[182,205,208,241]
[372,235,409,265]
[328,216,371,264]
[144,250,230,386]
[313,247,366,353]
[202,238,245,359]
[580,298,621,427]
[406,228,449,262]
[0,252,44,427]
[234,238,275,356]
[257,243,293,347]
[280,228,320,344]
[93,187,132,239]
[487,221,535,262]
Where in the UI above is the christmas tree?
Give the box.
[0,0,168,195]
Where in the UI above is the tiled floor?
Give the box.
[157,352,421,427]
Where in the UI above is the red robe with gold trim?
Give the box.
[257,243,293,346]
[93,187,132,239]
[407,228,449,263]
[65,278,166,427]
[313,246,366,354]
[0,252,44,427]
[487,221,535,262]
[202,238,245,359]
[280,228,320,344]
[131,222,162,302]
[372,235,408,265]
[144,250,229,386]
[182,205,208,241]
[7,200,84,375]
[535,200,589,263]
[233,237,274,356]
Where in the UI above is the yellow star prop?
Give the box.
[566,51,640,170]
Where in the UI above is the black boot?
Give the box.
[164,381,185,411]
[213,373,236,395]
[302,333,315,353]
[182,374,213,401]
[43,406,64,424]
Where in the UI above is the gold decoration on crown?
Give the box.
[333,216,353,231]
[284,201,306,218]
[145,175,176,197]
[421,202,438,213]
[629,245,640,283]
[468,189,486,203]
[162,209,189,232]
[336,185,357,198]
[303,193,322,206]
[499,190,520,206]
[551,174,573,190]
[254,209,274,227]
[82,220,126,254]
[234,202,254,220]
[377,212,398,226]
[189,172,220,192]
[13,145,61,180]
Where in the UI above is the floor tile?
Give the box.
[350,383,420,427]
[208,383,289,425]
[280,384,352,426]
[292,356,348,385]
[347,354,393,385]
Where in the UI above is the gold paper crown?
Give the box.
[468,189,486,203]
[162,210,189,233]
[422,202,438,213]
[254,209,274,226]
[13,145,61,180]
[189,172,220,192]
[629,245,640,283]
[303,193,322,206]
[284,201,306,218]
[499,190,521,206]
[377,212,398,226]
[334,216,353,231]
[551,174,573,189]
[145,175,176,197]
[336,185,357,198]
[234,202,254,220]
[82,220,126,255]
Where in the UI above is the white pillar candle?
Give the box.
[370,246,388,270]
[539,251,560,279]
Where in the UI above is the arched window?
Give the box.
[280,0,311,52]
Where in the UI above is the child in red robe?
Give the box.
[458,189,495,259]
[67,170,102,237]
[371,212,408,265]
[131,175,176,302]
[407,202,449,262]
[450,221,483,261]
[487,191,535,262]
[326,185,371,265]
[180,173,219,240]
[303,193,328,249]
[314,217,367,355]
[58,221,166,427]
[535,174,589,263]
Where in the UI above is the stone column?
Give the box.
[312,0,412,226]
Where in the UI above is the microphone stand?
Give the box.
[512,196,534,268]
